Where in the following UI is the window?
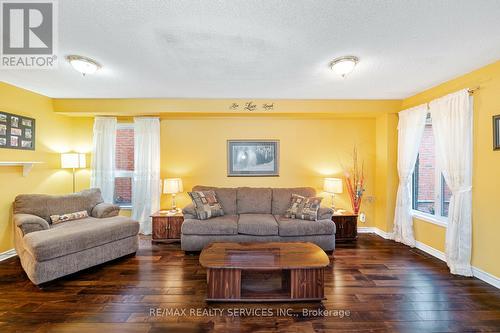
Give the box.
[114,124,134,207]
[412,114,451,223]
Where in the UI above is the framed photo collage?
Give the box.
[0,111,36,150]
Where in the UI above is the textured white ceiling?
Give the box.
[2,0,500,99]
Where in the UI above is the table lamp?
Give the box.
[61,153,86,192]
[163,178,183,212]
[324,177,343,212]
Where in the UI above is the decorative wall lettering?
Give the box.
[262,103,274,110]
[228,102,275,111]
[244,102,257,111]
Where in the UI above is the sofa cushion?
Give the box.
[285,194,323,221]
[50,210,89,224]
[22,216,139,262]
[181,215,238,235]
[188,191,225,220]
[237,187,272,214]
[14,188,104,223]
[275,215,335,236]
[238,214,278,236]
[272,187,316,215]
[193,186,237,215]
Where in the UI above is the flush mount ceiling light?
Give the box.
[330,56,359,78]
[66,55,101,75]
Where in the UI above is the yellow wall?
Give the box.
[401,60,500,277]
[160,117,379,227]
[0,82,93,252]
[374,113,399,232]
[53,98,401,118]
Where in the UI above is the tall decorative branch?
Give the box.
[343,146,365,214]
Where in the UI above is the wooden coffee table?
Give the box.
[199,242,330,302]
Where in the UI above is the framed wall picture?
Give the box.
[494,115,500,150]
[227,140,279,177]
[0,111,35,150]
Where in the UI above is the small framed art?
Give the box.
[227,140,279,177]
[494,115,500,150]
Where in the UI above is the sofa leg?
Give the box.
[185,251,200,256]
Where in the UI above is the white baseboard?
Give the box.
[415,240,446,261]
[358,226,376,233]
[471,266,500,289]
[358,226,499,289]
[358,226,393,239]
[0,248,17,261]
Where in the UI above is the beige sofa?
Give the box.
[181,186,335,252]
[13,189,139,285]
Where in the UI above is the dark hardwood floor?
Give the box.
[0,234,499,333]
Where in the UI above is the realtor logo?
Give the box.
[1,0,57,68]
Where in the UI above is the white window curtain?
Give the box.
[90,117,117,203]
[132,117,161,235]
[392,105,428,247]
[429,90,473,276]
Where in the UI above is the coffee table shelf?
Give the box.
[199,242,330,302]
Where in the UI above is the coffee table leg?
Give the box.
[206,268,241,300]
[290,268,324,300]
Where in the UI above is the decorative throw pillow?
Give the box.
[285,194,323,221]
[188,190,225,220]
[50,210,89,224]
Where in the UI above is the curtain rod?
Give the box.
[468,86,480,95]
[424,86,480,110]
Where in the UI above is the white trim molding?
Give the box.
[358,227,394,240]
[472,266,500,289]
[0,249,17,262]
[359,227,499,289]
[411,210,448,228]
[415,241,446,261]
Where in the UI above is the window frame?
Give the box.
[114,123,134,209]
[410,114,448,227]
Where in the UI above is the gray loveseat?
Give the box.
[181,186,336,252]
[13,188,139,285]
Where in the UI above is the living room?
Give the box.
[1,1,500,332]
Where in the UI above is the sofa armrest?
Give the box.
[182,203,198,220]
[91,203,120,218]
[318,207,334,220]
[14,214,50,236]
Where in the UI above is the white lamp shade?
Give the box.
[324,177,343,194]
[78,154,86,168]
[61,153,86,169]
[163,178,183,194]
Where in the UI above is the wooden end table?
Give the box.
[332,213,358,242]
[151,211,184,243]
[199,242,330,302]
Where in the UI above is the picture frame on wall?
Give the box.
[0,111,35,151]
[494,115,500,150]
[227,140,279,177]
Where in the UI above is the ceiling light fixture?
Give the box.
[66,55,101,75]
[330,56,359,78]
